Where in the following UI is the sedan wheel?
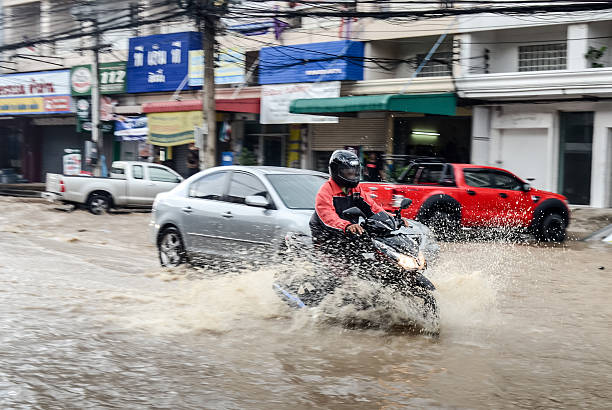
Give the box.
[158,228,186,267]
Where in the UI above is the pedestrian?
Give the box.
[363,152,386,182]
[186,143,200,177]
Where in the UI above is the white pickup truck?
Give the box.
[44,161,184,214]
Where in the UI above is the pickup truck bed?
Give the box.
[44,161,183,214]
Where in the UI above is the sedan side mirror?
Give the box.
[245,195,270,208]
[522,183,531,192]
[400,198,413,209]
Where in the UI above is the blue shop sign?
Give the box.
[127,32,201,93]
[259,40,364,85]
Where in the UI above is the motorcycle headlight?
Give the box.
[397,251,426,271]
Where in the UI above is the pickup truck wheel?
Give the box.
[535,213,566,242]
[158,227,186,267]
[87,194,110,215]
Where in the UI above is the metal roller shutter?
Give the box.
[310,117,388,151]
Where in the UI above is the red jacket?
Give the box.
[310,178,385,236]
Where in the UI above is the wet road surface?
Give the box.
[1,198,611,409]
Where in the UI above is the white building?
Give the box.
[456,12,612,207]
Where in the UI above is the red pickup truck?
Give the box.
[361,162,570,242]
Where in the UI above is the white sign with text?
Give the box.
[260,81,340,124]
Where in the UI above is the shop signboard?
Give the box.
[260,81,340,124]
[188,47,245,86]
[114,116,148,141]
[259,40,364,85]
[70,62,127,96]
[147,111,202,146]
[0,70,72,115]
[127,32,201,93]
[75,96,115,133]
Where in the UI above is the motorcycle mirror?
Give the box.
[342,206,365,219]
[400,198,413,209]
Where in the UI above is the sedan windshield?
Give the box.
[266,174,327,209]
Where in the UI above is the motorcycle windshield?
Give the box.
[367,212,398,232]
[377,235,419,257]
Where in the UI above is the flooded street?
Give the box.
[1,197,611,409]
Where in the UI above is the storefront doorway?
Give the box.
[558,112,593,205]
[393,114,471,165]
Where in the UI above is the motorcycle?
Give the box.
[273,199,439,332]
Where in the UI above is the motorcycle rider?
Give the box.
[310,150,409,244]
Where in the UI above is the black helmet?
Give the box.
[329,150,361,188]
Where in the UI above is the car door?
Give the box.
[215,171,280,257]
[146,165,182,204]
[127,164,150,205]
[490,170,534,227]
[180,171,231,256]
[459,168,506,227]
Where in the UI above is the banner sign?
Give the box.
[63,150,82,175]
[127,32,201,93]
[260,81,340,124]
[71,62,127,96]
[188,47,245,86]
[114,116,148,141]
[147,111,202,146]
[0,70,72,115]
[75,97,114,133]
[259,40,364,85]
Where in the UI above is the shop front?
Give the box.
[258,40,366,169]
[290,92,466,176]
[0,69,74,182]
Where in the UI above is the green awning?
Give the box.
[289,93,456,116]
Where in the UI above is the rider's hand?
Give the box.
[346,224,364,235]
[402,217,411,227]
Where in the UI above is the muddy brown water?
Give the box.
[1,198,611,409]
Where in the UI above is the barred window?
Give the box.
[518,43,567,72]
[416,52,452,77]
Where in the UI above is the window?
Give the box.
[227,172,268,205]
[111,166,125,175]
[267,174,327,209]
[132,165,144,180]
[463,169,494,188]
[189,172,228,200]
[416,52,452,77]
[518,44,566,72]
[149,167,180,183]
[491,171,522,191]
[418,164,444,184]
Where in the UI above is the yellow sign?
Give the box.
[0,97,45,114]
[147,111,202,147]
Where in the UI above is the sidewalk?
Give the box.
[0,183,45,198]
[567,206,612,240]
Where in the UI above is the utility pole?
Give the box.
[91,31,102,176]
[199,1,217,169]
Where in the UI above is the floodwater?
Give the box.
[1,197,611,409]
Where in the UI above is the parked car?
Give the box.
[43,161,183,214]
[150,166,439,267]
[360,162,570,242]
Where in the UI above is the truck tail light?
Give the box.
[60,179,65,193]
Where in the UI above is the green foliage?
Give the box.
[238,147,257,165]
[585,46,608,68]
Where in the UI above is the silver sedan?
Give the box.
[150,166,329,267]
